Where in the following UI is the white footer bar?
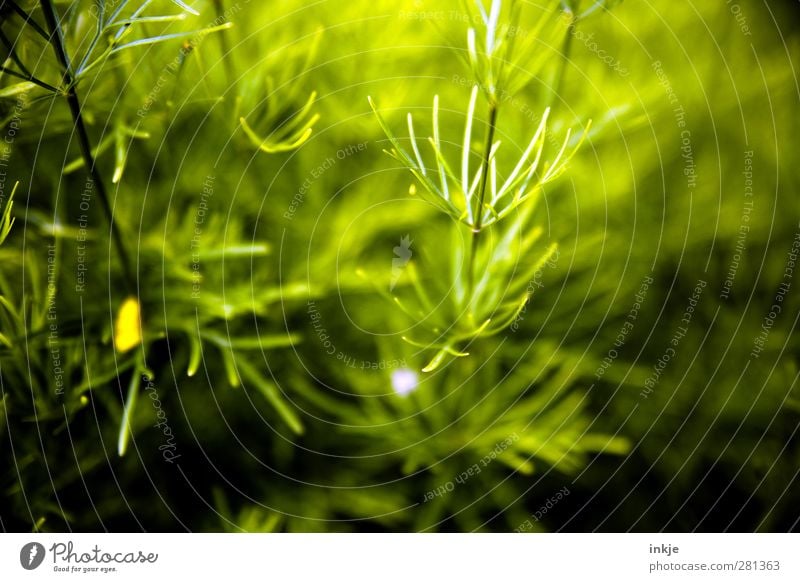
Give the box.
[1,533,797,581]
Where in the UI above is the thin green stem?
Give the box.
[551,7,577,109]
[212,0,235,87]
[465,101,498,303]
[40,0,135,293]
[75,1,106,77]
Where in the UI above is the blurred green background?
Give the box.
[0,0,799,532]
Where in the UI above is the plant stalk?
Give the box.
[465,101,498,303]
[0,66,59,93]
[212,0,235,87]
[7,1,51,40]
[40,0,135,293]
[552,6,577,109]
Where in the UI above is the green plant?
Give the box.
[2,0,797,535]
[368,0,590,372]
[0,1,319,529]
[0,182,16,349]
[0,182,14,245]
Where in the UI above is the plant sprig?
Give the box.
[0,182,16,246]
[240,90,320,154]
[369,86,589,231]
[369,0,592,371]
[73,0,231,82]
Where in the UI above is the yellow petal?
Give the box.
[114,296,142,353]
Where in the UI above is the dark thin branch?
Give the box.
[5,0,50,40]
[39,0,135,293]
[0,27,32,77]
[0,65,59,92]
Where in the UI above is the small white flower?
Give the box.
[391,368,419,396]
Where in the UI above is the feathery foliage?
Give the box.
[0,0,798,534]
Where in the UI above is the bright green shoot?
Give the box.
[369,86,589,231]
[0,182,16,246]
